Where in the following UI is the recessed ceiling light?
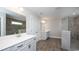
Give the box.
[73,12,76,15]
[41,20,46,24]
[19,7,24,11]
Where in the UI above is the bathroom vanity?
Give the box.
[0,9,34,51]
[0,33,36,51]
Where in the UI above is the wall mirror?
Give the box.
[6,14,26,35]
[0,9,26,36]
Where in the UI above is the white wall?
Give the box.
[47,17,62,38]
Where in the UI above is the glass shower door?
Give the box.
[68,16,79,50]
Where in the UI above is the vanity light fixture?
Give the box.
[11,21,23,25]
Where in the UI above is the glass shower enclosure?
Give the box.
[68,16,79,50]
[62,15,79,50]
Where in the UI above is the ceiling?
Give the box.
[26,7,57,17]
[25,7,79,18]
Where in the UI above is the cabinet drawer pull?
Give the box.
[34,39,36,40]
[28,44,31,48]
[17,44,23,48]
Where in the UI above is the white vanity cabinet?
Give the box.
[19,38,36,51]
[1,38,36,51]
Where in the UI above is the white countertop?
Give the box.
[0,33,36,50]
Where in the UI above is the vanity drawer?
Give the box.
[2,38,36,51]
[10,38,36,51]
[15,42,25,51]
[24,38,36,51]
[29,38,36,51]
[18,38,36,51]
[2,41,26,51]
[24,38,36,44]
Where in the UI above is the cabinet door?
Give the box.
[18,41,30,51]
[22,38,36,51]
[28,38,36,51]
[15,43,25,51]
[21,43,31,51]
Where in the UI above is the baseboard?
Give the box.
[49,36,61,39]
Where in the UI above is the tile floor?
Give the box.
[36,38,62,51]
